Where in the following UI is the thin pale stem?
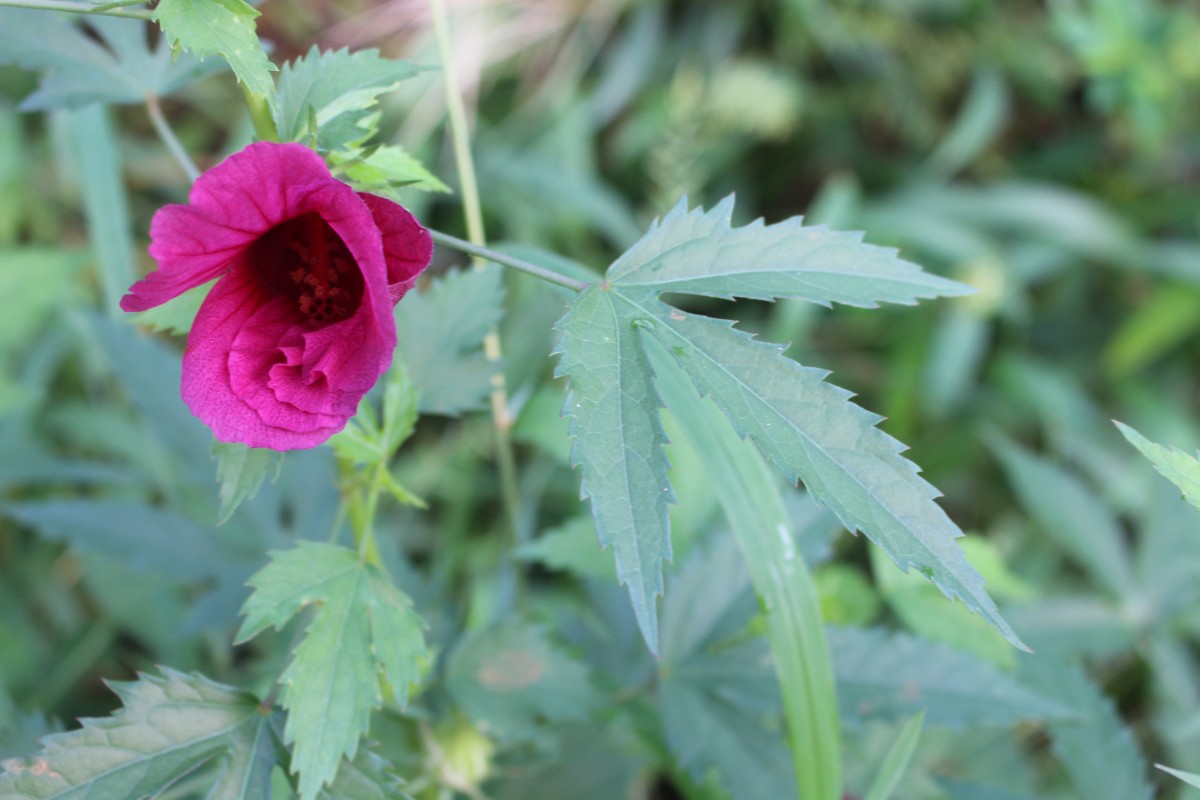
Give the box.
[145,93,200,183]
[0,0,151,17]
[428,229,590,292]
[428,0,523,548]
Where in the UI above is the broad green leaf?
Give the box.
[1157,764,1200,789]
[1018,655,1153,800]
[606,196,970,306]
[273,47,420,154]
[395,266,504,416]
[1115,421,1200,512]
[0,12,221,110]
[133,279,215,335]
[990,435,1134,598]
[236,542,427,800]
[830,627,1068,728]
[553,286,674,652]
[658,536,796,800]
[633,296,1023,648]
[3,500,240,582]
[515,516,617,582]
[213,442,282,525]
[445,623,601,743]
[0,668,282,800]
[154,0,275,99]
[335,146,450,194]
[862,711,925,800]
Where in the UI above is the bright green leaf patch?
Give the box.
[1115,421,1200,512]
[132,279,214,335]
[554,196,1018,651]
[0,668,282,799]
[236,542,428,800]
[154,0,276,99]
[212,440,282,524]
[334,145,451,195]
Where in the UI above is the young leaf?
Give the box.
[395,266,504,415]
[335,145,451,194]
[1115,421,1200,512]
[830,627,1068,728]
[0,668,282,799]
[213,441,283,524]
[154,0,276,99]
[273,47,421,154]
[553,286,674,652]
[606,195,970,306]
[236,542,427,800]
[445,623,601,743]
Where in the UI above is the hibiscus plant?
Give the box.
[0,3,1144,800]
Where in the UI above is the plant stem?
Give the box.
[242,84,279,142]
[0,0,151,18]
[428,229,590,292]
[427,0,523,548]
[145,93,200,183]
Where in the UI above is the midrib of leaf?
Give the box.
[612,289,1022,648]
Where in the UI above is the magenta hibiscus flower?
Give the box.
[121,142,433,450]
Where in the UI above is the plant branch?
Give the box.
[428,229,590,292]
[145,93,200,183]
[428,0,523,553]
[0,0,151,18]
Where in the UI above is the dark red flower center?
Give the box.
[248,212,365,327]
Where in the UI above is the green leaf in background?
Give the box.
[154,0,276,99]
[555,196,1020,652]
[0,668,282,799]
[515,515,617,582]
[990,435,1135,598]
[318,749,412,800]
[606,195,970,306]
[554,286,674,652]
[0,12,222,110]
[829,627,1068,728]
[396,266,504,416]
[1115,421,1200,512]
[862,711,925,800]
[213,441,282,525]
[445,623,601,743]
[273,47,421,154]
[236,542,427,800]
[1019,655,1153,800]
[132,279,215,335]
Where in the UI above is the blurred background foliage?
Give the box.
[3,0,1200,798]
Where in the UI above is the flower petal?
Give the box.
[359,193,434,303]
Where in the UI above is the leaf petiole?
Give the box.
[428,229,591,292]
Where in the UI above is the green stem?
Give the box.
[0,0,151,18]
[651,340,842,800]
[427,0,523,550]
[145,93,200,183]
[242,84,279,143]
[428,229,590,292]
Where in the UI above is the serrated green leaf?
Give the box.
[1115,421,1200,512]
[830,627,1068,728]
[628,294,1023,649]
[553,285,674,652]
[445,623,601,743]
[213,441,282,525]
[133,279,214,335]
[273,47,420,154]
[0,668,279,800]
[607,196,970,306]
[335,145,450,194]
[1156,764,1200,789]
[235,542,426,800]
[990,435,1134,598]
[0,11,222,110]
[154,0,275,99]
[396,267,504,416]
[1018,655,1153,800]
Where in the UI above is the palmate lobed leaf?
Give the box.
[0,668,281,800]
[236,542,427,800]
[555,195,1020,651]
[154,0,276,99]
